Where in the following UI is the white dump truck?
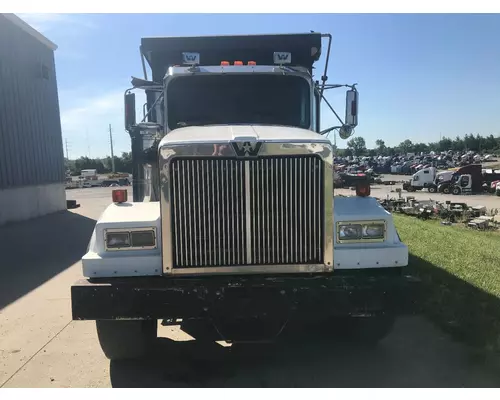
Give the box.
[71,33,415,360]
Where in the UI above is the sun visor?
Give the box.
[141,33,323,82]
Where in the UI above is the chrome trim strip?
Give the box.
[200,160,207,267]
[245,160,252,264]
[170,264,330,276]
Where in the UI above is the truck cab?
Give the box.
[402,166,436,192]
[438,164,483,195]
[71,32,413,361]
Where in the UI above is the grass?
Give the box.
[394,214,500,354]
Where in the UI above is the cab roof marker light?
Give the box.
[234,61,243,65]
[248,61,257,65]
[356,182,371,197]
[112,189,128,203]
[221,61,230,66]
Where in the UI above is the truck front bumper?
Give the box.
[71,268,420,321]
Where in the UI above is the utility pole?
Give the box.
[65,138,70,161]
[86,128,91,158]
[109,124,115,173]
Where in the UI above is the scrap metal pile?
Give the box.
[377,190,500,230]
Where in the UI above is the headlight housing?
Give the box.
[104,228,157,251]
[337,220,386,243]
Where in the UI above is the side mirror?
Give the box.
[125,92,136,130]
[338,125,353,140]
[345,89,358,127]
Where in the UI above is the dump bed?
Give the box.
[141,33,323,81]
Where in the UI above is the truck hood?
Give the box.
[159,125,330,147]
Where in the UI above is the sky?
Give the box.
[17,13,500,159]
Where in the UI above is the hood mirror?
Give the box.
[345,89,358,127]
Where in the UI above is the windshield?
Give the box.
[166,74,311,130]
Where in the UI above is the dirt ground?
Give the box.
[336,174,500,211]
[0,187,499,388]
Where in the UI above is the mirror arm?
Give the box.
[320,126,340,136]
[141,92,164,123]
[319,90,345,126]
[319,33,332,98]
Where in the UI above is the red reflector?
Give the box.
[221,61,230,66]
[112,189,128,203]
[248,61,256,65]
[234,61,243,65]
[356,183,371,197]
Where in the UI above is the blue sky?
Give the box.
[18,13,500,158]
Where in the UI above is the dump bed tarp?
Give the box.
[141,33,323,81]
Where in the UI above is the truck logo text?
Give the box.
[231,141,263,157]
[273,52,292,64]
[182,52,200,65]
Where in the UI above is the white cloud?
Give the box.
[16,13,96,35]
[59,88,146,159]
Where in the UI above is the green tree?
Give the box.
[398,139,414,154]
[347,136,367,156]
[375,139,387,156]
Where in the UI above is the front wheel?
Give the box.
[96,319,158,361]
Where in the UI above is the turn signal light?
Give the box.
[356,182,371,197]
[112,189,128,203]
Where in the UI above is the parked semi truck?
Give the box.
[71,32,415,361]
[403,164,490,195]
[436,164,483,195]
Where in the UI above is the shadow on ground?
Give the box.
[110,317,500,388]
[109,252,500,388]
[407,254,500,356]
[0,210,96,309]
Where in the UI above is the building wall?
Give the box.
[0,14,66,224]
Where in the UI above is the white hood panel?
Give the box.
[159,125,329,147]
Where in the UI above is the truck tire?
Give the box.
[331,315,395,345]
[452,186,461,195]
[96,319,157,361]
[428,186,437,193]
[442,186,450,194]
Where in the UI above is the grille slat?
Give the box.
[170,155,324,268]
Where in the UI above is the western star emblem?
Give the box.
[231,141,262,157]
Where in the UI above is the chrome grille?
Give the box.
[169,155,324,268]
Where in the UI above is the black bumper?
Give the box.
[71,268,420,321]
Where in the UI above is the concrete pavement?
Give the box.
[1,186,499,387]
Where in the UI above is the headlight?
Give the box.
[337,221,386,242]
[106,232,131,249]
[130,230,156,248]
[105,228,157,251]
[339,224,363,240]
[362,223,385,239]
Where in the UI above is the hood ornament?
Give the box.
[231,141,263,157]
